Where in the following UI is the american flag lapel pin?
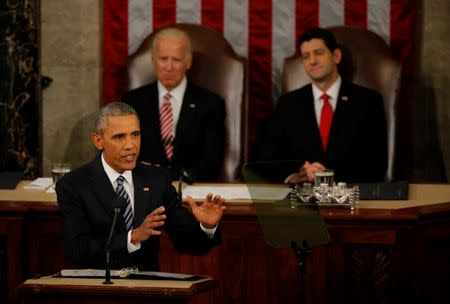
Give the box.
[189,103,196,108]
[341,96,348,102]
[143,187,150,192]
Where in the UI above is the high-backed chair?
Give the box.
[127,23,247,182]
[282,26,402,181]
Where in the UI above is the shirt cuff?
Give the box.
[284,173,296,184]
[127,230,141,253]
[200,223,217,238]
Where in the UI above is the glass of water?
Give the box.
[314,169,334,187]
[51,163,71,187]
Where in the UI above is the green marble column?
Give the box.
[0,0,40,178]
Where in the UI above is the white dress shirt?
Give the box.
[101,154,141,253]
[101,154,216,251]
[312,76,341,126]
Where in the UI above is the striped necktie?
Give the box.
[160,93,174,160]
[115,175,133,231]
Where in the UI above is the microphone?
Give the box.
[103,197,128,285]
[177,169,195,202]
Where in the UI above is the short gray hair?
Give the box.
[152,27,192,55]
[94,102,138,133]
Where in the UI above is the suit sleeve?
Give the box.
[56,176,130,268]
[161,174,220,255]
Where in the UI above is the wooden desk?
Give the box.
[17,276,217,304]
[2,182,450,304]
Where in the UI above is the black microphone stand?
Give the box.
[103,198,126,285]
[291,240,311,303]
[177,169,185,202]
[177,169,195,202]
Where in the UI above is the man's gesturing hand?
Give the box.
[185,193,225,229]
[131,206,166,244]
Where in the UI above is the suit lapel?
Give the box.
[304,86,325,158]
[90,158,154,229]
[90,157,118,215]
[174,83,197,158]
[327,81,351,156]
[149,86,162,138]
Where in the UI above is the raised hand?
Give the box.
[131,206,166,244]
[185,193,225,229]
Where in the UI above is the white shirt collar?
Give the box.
[157,77,187,106]
[312,76,342,111]
[101,153,133,187]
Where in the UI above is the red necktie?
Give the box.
[160,93,174,160]
[319,93,333,151]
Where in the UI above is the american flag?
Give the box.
[103,0,416,147]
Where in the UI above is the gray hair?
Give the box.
[151,27,192,56]
[94,102,138,133]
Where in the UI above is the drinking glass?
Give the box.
[297,182,313,203]
[314,169,334,187]
[332,182,350,204]
[51,163,71,187]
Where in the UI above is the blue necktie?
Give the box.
[115,175,133,231]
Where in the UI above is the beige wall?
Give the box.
[41,0,101,175]
[414,0,450,181]
[40,1,450,180]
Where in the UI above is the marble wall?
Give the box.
[41,0,101,175]
[38,1,450,181]
[0,0,40,178]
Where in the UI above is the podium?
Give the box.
[17,276,217,304]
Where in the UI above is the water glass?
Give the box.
[314,169,334,187]
[52,163,71,187]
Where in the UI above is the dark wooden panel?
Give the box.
[0,235,7,304]
[2,201,450,304]
[25,214,69,276]
[0,214,25,303]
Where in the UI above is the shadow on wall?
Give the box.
[64,113,98,170]
[413,76,447,182]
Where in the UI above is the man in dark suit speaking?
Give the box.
[259,28,387,183]
[56,102,225,271]
[123,27,226,182]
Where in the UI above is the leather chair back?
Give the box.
[282,26,402,181]
[127,23,247,182]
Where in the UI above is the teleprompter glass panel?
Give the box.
[242,161,329,248]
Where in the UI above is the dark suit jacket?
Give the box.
[122,82,226,182]
[258,81,387,183]
[55,156,220,271]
